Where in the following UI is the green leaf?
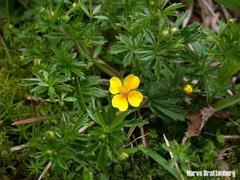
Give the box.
[94,59,120,77]
[93,45,102,59]
[141,148,179,179]
[149,99,185,121]
[63,97,77,102]
[125,119,149,127]
[84,143,100,155]
[79,1,90,17]
[86,109,106,127]
[82,168,93,180]
[120,147,141,154]
[123,51,133,67]
[217,134,225,144]
[111,111,128,130]
[217,60,240,88]
[100,174,109,180]
[212,93,240,112]
[97,145,109,167]
[93,5,101,15]
[214,0,240,12]
[93,15,109,20]
[162,3,185,16]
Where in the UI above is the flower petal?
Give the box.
[109,77,122,94]
[127,90,143,107]
[124,74,140,90]
[112,94,128,112]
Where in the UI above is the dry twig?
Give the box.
[78,121,95,133]
[182,0,194,27]
[123,133,149,148]
[37,161,52,180]
[10,144,28,152]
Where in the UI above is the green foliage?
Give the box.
[214,0,240,12]
[0,132,12,174]
[1,0,240,179]
[141,148,179,178]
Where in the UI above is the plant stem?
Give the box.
[163,134,185,180]
[89,0,93,22]
[0,34,12,62]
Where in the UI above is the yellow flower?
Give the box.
[109,74,143,112]
[184,84,193,94]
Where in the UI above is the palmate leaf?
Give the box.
[78,76,106,98]
[149,98,185,121]
[148,92,185,121]
[145,69,186,121]
[110,34,144,67]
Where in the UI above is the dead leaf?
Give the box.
[24,93,44,103]
[12,116,45,126]
[215,145,238,162]
[215,145,238,178]
[10,144,28,152]
[214,110,231,118]
[185,106,215,138]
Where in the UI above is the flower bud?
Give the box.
[184,84,193,94]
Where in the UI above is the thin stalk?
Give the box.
[0,34,12,62]
[94,59,120,77]
[89,0,93,22]
[37,161,52,180]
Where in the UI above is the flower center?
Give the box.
[120,86,130,95]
